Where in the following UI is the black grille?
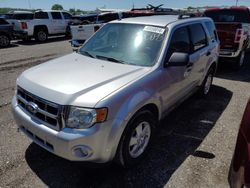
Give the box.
[16,87,62,130]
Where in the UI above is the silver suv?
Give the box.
[12,15,219,167]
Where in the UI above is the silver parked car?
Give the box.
[12,15,219,167]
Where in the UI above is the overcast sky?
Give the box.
[0,0,249,10]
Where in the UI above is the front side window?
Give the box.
[51,12,62,20]
[189,24,207,51]
[80,23,166,67]
[168,26,191,54]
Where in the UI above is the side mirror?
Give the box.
[165,52,189,67]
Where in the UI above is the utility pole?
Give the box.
[28,0,31,9]
[236,0,239,6]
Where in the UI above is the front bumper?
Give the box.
[11,96,121,163]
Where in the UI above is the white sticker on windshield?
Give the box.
[143,26,165,34]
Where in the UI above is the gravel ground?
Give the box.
[0,38,250,188]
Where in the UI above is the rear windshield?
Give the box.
[204,10,250,23]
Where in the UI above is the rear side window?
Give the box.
[205,21,218,41]
[51,12,62,20]
[205,10,250,23]
[34,12,49,19]
[166,26,191,61]
[62,12,71,19]
[189,24,207,51]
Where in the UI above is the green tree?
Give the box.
[69,8,76,14]
[51,4,64,10]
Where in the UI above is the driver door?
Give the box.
[160,26,196,112]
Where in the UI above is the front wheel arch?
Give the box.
[114,109,158,167]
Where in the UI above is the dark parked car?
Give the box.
[229,99,250,188]
[0,18,14,47]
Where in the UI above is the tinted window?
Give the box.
[98,13,119,23]
[12,13,33,20]
[51,12,62,19]
[205,21,218,41]
[34,12,49,19]
[0,18,9,25]
[62,12,71,19]
[205,10,250,23]
[0,14,13,19]
[189,24,207,51]
[169,27,191,54]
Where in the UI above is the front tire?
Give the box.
[0,34,10,47]
[115,110,157,168]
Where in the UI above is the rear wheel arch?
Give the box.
[34,25,48,33]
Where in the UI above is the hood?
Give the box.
[17,53,150,107]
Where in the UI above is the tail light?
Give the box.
[21,22,28,29]
[234,29,243,43]
[94,26,100,32]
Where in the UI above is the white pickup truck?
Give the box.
[70,12,123,46]
[13,10,72,42]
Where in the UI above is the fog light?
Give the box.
[72,145,93,158]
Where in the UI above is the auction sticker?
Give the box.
[143,26,165,34]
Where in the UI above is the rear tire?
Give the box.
[34,29,48,42]
[0,34,10,47]
[115,110,157,168]
[198,67,215,97]
[233,51,245,70]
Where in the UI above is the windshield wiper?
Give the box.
[96,55,124,64]
[79,51,95,58]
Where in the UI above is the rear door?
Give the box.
[188,23,210,84]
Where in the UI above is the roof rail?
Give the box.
[178,13,196,19]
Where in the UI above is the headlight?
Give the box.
[66,107,108,129]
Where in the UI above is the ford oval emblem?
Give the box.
[26,102,38,114]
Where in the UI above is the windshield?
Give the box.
[79,23,166,67]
